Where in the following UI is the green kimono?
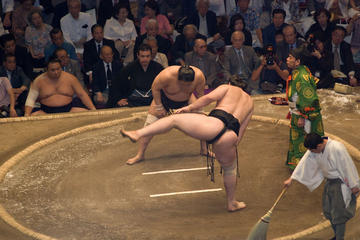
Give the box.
[286,65,324,170]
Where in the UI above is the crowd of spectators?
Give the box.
[0,0,359,118]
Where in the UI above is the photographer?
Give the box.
[260,43,289,93]
[302,35,334,89]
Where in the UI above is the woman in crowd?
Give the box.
[12,0,37,46]
[224,14,252,46]
[306,8,336,43]
[104,3,137,65]
[140,0,173,39]
[25,8,53,68]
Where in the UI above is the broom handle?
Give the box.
[269,187,288,212]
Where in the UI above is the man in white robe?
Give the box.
[284,133,359,240]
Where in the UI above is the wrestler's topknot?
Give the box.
[178,65,195,82]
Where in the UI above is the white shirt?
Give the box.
[209,0,226,16]
[2,0,14,13]
[291,138,360,207]
[60,12,95,47]
[104,17,137,41]
[198,13,208,37]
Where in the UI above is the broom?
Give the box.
[247,187,288,240]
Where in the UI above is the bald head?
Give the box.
[231,31,245,49]
[100,45,113,63]
[194,38,207,56]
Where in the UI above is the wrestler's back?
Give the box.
[215,85,253,124]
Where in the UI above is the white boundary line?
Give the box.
[150,188,223,198]
[142,167,208,175]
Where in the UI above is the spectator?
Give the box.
[224,14,252,46]
[109,43,163,107]
[0,53,30,114]
[325,26,358,86]
[0,75,17,117]
[25,8,52,68]
[140,0,173,39]
[134,19,172,57]
[171,24,206,65]
[83,24,119,84]
[0,33,33,79]
[11,0,37,47]
[60,0,95,55]
[221,31,263,94]
[302,37,334,88]
[92,45,123,108]
[51,0,87,28]
[306,8,335,43]
[262,8,287,48]
[324,0,349,20]
[185,38,222,88]
[276,24,305,63]
[104,3,137,65]
[44,28,78,62]
[143,37,168,68]
[98,0,134,27]
[54,47,85,89]
[24,58,95,116]
[230,0,262,46]
[346,13,360,64]
[1,0,14,32]
[209,0,236,17]
[271,0,300,24]
[186,0,223,48]
[159,0,183,24]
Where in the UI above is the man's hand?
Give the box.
[266,61,278,70]
[9,107,17,117]
[284,177,292,188]
[3,13,11,28]
[96,92,105,103]
[117,98,128,106]
[352,187,360,196]
[310,49,322,59]
[175,106,191,114]
[297,117,305,127]
[349,76,358,86]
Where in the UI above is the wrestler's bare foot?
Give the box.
[120,129,139,143]
[227,201,246,212]
[126,154,144,165]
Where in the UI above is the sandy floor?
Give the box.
[0,90,359,240]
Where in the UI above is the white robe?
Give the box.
[291,138,360,207]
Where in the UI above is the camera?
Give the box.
[307,34,317,52]
[265,44,274,65]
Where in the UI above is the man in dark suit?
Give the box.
[0,33,33,79]
[186,0,221,43]
[276,25,305,64]
[0,53,30,113]
[222,31,263,94]
[134,19,171,57]
[97,0,133,27]
[83,24,119,83]
[325,26,358,86]
[92,45,123,108]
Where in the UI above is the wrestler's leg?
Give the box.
[126,114,158,165]
[121,113,224,142]
[70,107,88,112]
[31,110,46,115]
[213,132,246,212]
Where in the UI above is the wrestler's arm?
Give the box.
[236,106,253,144]
[150,73,167,117]
[71,76,96,110]
[194,71,205,98]
[179,85,229,113]
[24,79,40,116]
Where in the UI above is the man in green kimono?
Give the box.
[285,47,324,170]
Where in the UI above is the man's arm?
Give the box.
[150,73,167,117]
[71,76,96,110]
[24,81,40,116]
[178,84,229,113]
[6,87,17,117]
